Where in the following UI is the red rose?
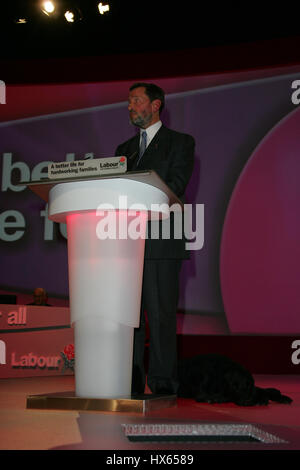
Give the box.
[63,344,75,360]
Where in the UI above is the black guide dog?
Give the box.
[177,354,293,406]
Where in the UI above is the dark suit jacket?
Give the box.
[115,125,195,259]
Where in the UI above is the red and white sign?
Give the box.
[0,304,74,378]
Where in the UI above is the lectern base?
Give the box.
[26,392,177,414]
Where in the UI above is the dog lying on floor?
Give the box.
[177,354,292,406]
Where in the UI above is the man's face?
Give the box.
[33,288,46,305]
[128,87,160,129]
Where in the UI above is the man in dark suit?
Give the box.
[115,83,195,395]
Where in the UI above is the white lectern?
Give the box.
[26,171,182,404]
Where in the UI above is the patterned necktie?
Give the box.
[136,130,147,166]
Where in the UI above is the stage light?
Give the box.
[15,18,28,24]
[64,7,82,23]
[65,10,74,22]
[98,3,110,15]
[41,1,56,16]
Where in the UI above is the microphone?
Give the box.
[127,150,139,170]
[128,150,138,161]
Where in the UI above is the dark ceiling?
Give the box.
[1,0,300,60]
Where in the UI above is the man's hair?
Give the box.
[129,82,165,113]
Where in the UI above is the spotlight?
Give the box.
[98,3,110,15]
[65,10,74,22]
[64,7,82,23]
[41,1,56,16]
[15,18,28,24]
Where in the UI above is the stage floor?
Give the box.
[0,374,300,452]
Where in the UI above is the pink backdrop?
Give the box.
[221,106,300,334]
